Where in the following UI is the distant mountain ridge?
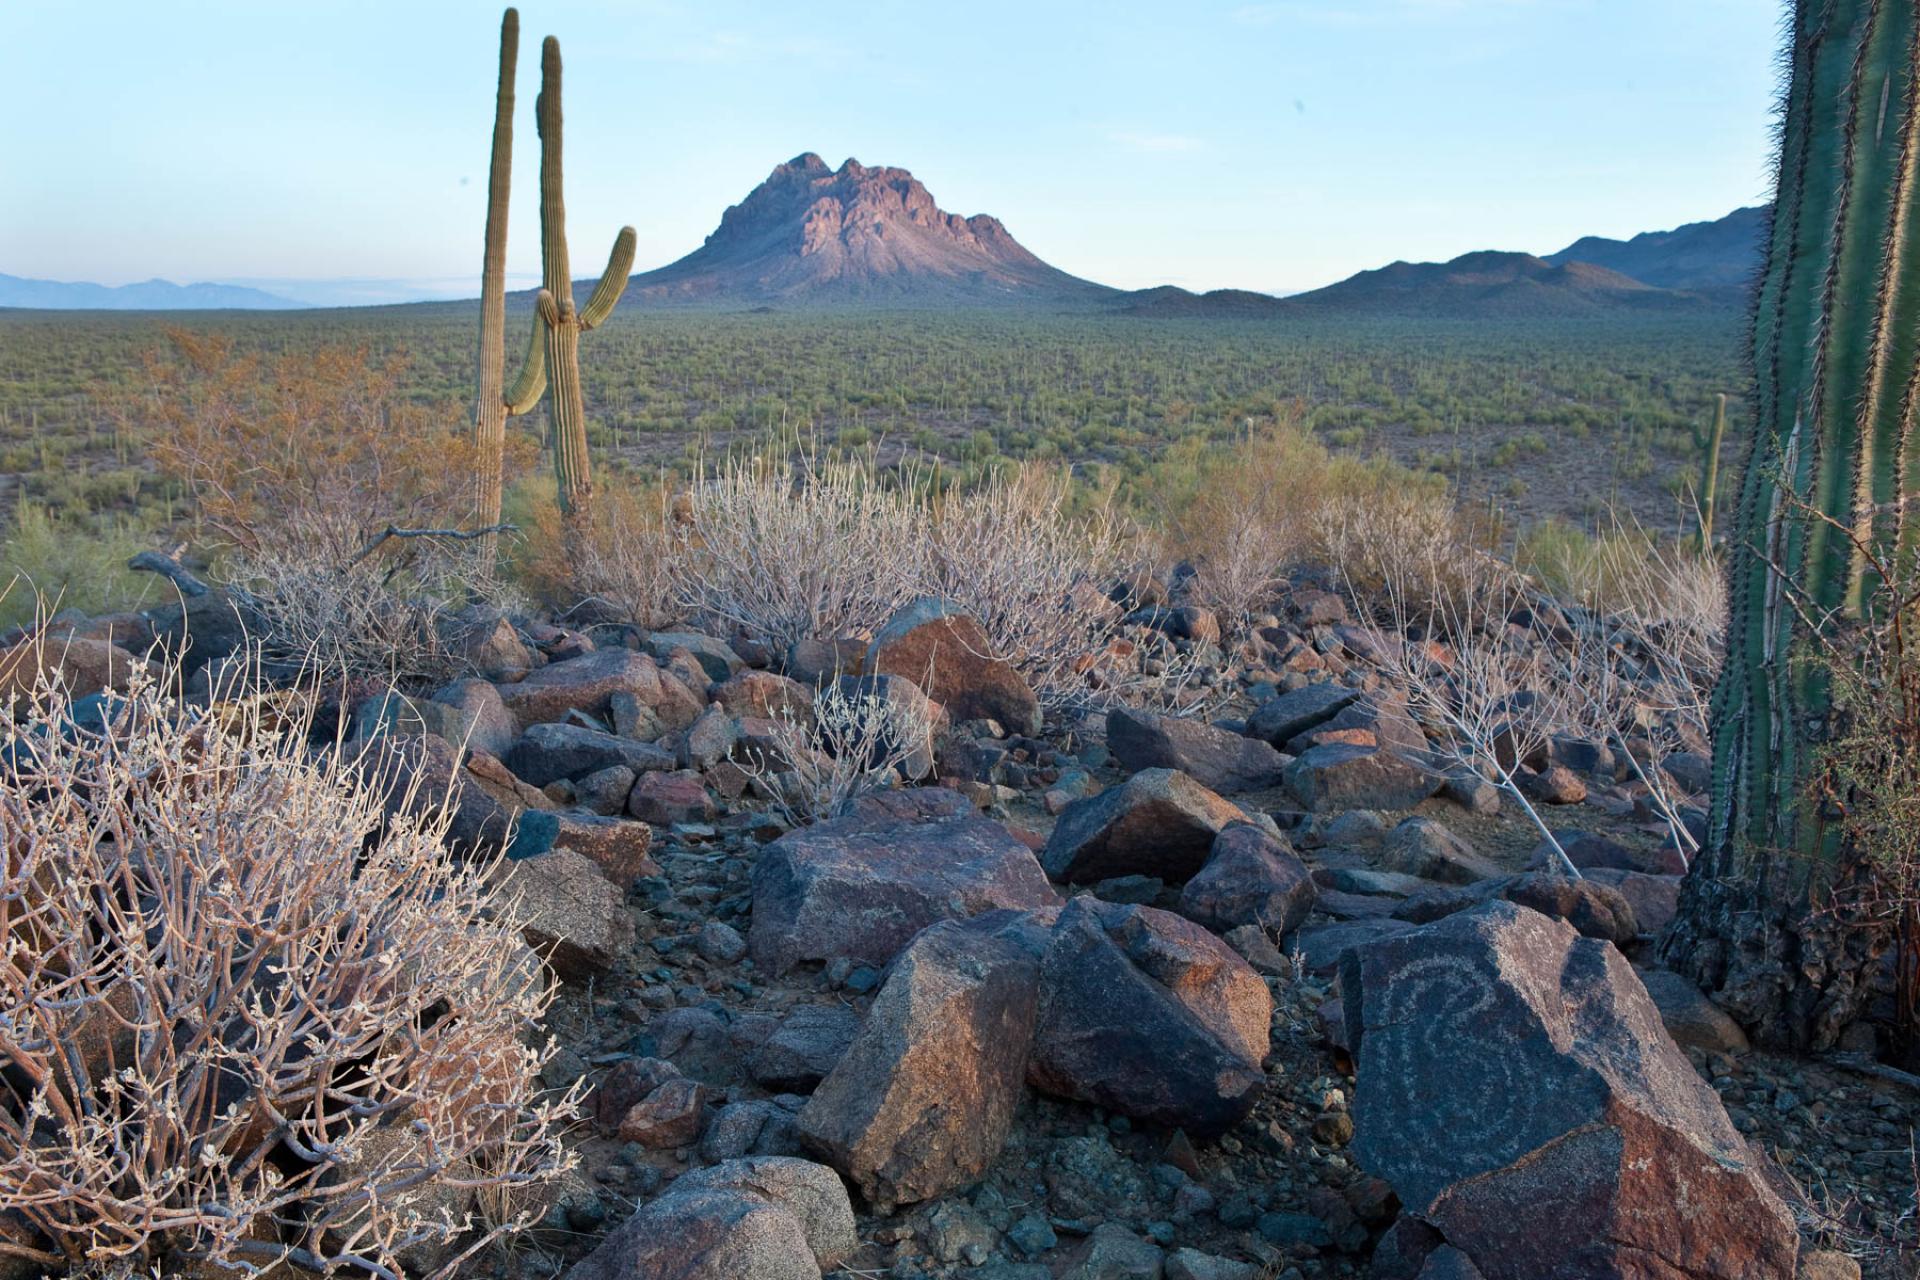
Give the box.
[626,153,1114,307]
[0,273,302,311]
[1547,205,1766,291]
[1285,250,1704,318]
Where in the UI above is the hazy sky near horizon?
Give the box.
[2,0,1781,299]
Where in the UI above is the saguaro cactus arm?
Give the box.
[505,303,549,415]
[581,226,638,330]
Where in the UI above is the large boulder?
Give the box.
[799,918,1040,1211]
[1178,821,1317,938]
[1029,898,1271,1137]
[1286,743,1439,812]
[1107,708,1289,793]
[504,722,677,788]
[1380,816,1501,885]
[868,598,1042,736]
[1340,901,1797,1280]
[496,647,700,730]
[644,630,744,684]
[564,1157,854,1280]
[1041,769,1251,884]
[750,813,1056,976]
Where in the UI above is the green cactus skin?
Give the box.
[1663,0,1920,1050]
[1693,392,1727,549]
[471,8,518,551]
[503,34,638,521]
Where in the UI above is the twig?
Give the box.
[343,522,518,572]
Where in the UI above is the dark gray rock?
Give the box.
[1107,707,1289,793]
[1041,768,1251,884]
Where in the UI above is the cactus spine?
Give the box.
[471,8,518,554]
[1663,0,1920,1048]
[1692,392,1727,549]
[506,35,637,522]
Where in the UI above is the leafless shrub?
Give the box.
[673,447,924,654]
[1353,544,1581,876]
[0,659,576,1278]
[751,679,937,825]
[521,480,682,629]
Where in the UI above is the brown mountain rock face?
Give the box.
[628,153,1112,306]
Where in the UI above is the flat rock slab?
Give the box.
[505,721,677,788]
[1394,872,1639,946]
[493,847,635,982]
[1245,681,1360,747]
[1030,898,1271,1137]
[1107,707,1289,794]
[799,917,1040,1211]
[1340,900,1796,1280]
[750,813,1057,976]
[1041,768,1251,884]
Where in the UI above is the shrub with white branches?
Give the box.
[0,664,575,1278]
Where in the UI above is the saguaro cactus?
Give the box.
[506,35,637,522]
[1663,1,1920,1049]
[1692,392,1726,549]
[471,8,518,551]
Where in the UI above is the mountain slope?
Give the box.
[1547,205,1766,292]
[627,154,1114,307]
[1288,250,1710,318]
[0,273,303,310]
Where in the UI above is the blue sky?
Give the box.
[1,0,1781,300]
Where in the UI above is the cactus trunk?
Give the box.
[1663,0,1920,1050]
[1694,392,1726,549]
[471,8,518,557]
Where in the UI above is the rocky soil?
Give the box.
[9,575,1917,1280]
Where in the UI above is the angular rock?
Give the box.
[1054,1224,1164,1280]
[628,769,715,826]
[1394,873,1639,947]
[1166,1248,1259,1280]
[1245,681,1360,747]
[867,598,1042,736]
[1286,743,1438,812]
[1030,898,1270,1137]
[618,1075,709,1148]
[645,630,744,683]
[1041,768,1250,884]
[1531,831,1687,878]
[1178,821,1317,938]
[564,1157,853,1280]
[1523,763,1588,805]
[1380,816,1501,885]
[440,605,535,681]
[505,721,677,787]
[679,703,740,770]
[799,918,1040,1210]
[1107,707,1289,793]
[571,764,636,815]
[1638,968,1751,1055]
[713,669,815,723]
[1292,917,1415,976]
[750,813,1056,975]
[424,677,518,757]
[835,673,946,781]
[750,1005,863,1093]
[551,811,658,886]
[497,646,699,730]
[357,732,522,857]
[1584,867,1682,934]
[1340,901,1797,1280]
[0,636,142,713]
[493,847,636,982]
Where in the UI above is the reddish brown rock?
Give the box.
[798,918,1040,1211]
[551,811,659,886]
[1040,768,1251,884]
[0,636,143,712]
[867,598,1041,736]
[1286,743,1439,812]
[628,769,716,826]
[1340,901,1797,1280]
[1030,898,1271,1137]
[713,669,816,722]
[749,813,1056,976]
[618,1076,710,1148]
[1395,872,1639,946]
[496,646,699,730]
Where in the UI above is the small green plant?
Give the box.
[0,502,156,630]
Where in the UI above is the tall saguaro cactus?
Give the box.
[471,8,519,552]
[507,35,637,522]
[1664,1,1920,1049]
